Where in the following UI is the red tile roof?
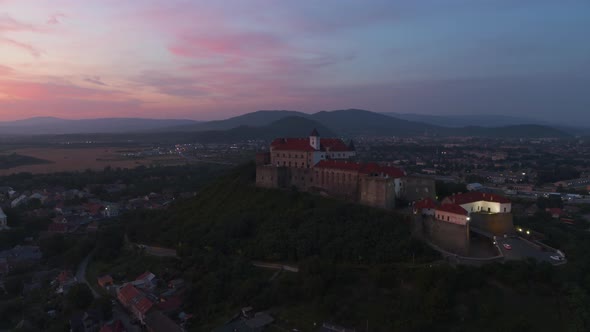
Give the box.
[48,223,67,233]
[315,160,405,178]
[320,138,350,152]
[97,275,113,288]
[118,283,153,315]
[415,198,437,210]
[271,138,351,152]
[436,203,468,216]
[100,320,125,332]
[57,270,74,284]
[156,295,183,312]
[84,203,104,215]
[446,192,511,205]
[136,271,155,281]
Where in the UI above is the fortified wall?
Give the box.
[423,217,470,256]
[470,212,514,236]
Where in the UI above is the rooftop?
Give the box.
[315,160,405,178]
[446,192,511,205]
[271,137,352,152]
[436,203,469,216]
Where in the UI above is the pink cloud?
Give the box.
[47,13,66,25]
[0,37,41,57]
[0,65,14,75]
[0,14,45,57]
[0,13,41,32]
[169,31,284,58]
[0,79,124,101]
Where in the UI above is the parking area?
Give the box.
[495,237,566,265]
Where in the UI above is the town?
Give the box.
[1,128,590,331]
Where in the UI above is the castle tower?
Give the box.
[309,128,320,150]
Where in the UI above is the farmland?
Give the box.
[0,147,185,175]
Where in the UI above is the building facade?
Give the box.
[256,129,435,209]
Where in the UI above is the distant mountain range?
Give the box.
[381,113,549,128]
[163,109,569,138]
[0,117,198,135]
[0,110,576,139]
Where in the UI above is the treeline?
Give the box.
[0,163,230,199]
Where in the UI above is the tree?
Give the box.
[93,298,113,321]
[67,284,94,310]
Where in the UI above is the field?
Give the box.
[0,147,186,175]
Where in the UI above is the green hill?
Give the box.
[125,162,427,264]
[111,163,583,331]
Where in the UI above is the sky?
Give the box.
[0,0,589,123]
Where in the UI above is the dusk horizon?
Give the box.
[1,0,589,123]
[2,2,590,330]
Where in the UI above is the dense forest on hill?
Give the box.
[110,163,590,331]
[125,163,432,265]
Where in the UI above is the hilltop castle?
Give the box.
[256,129,435,209]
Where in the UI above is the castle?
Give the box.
[255,129,435,209]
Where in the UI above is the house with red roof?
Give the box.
[133,271,157,290]
[414,198,437,216]
[117,283,154,324]
[47,222,68,234]
[435,204,469,226]
[97,275,114,289]
[545,208,563,219]
[99,320,125,332]
[442,192,511,215]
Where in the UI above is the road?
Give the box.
[76,252,100,299]
[496,237,565,265]
[76,252,140,332]
[112,302,141,332]
[143,245,178,258]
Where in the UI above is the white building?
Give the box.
[435,204,469,226]
[442,192,511,215]
[269,129,356,168]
